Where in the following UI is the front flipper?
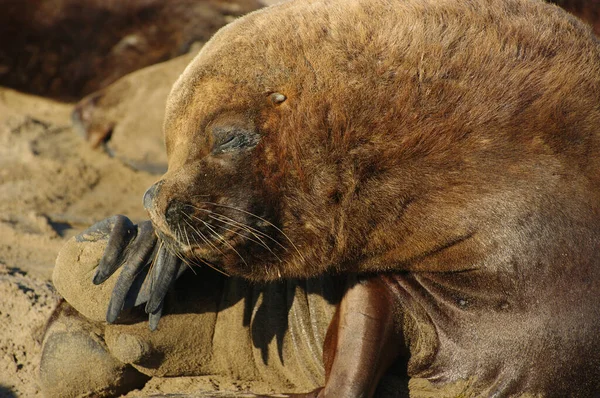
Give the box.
[319,275,404,398]
[87,215,184,330]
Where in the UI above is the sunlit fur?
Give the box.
[142,0,600,282]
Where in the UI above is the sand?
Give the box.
[0,70,281,398]
[0,85,159,397]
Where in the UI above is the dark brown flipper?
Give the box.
[291,275,403,398]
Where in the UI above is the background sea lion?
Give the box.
[0,0,262,101]
[553,0,600,34]
[50,0,600,396]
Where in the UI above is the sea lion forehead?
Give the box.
[163,5,298,130]
[164,0,385,124]
[165,0,532,109]
[163,0,597,145]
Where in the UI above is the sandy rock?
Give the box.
[49,225,334,395]
[39,300,149,398]
[0,264,59,397]
[52,225,120,322]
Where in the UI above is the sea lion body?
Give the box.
[82,0,600,396]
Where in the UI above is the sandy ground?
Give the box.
[0,87,161,397]
[0,79,283,398]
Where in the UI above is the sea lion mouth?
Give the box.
[157,198,286,272]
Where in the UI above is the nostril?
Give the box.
[143,183,161,211]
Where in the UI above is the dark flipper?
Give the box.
[145,245,182,314]
[83,215,184,330]
[143,244,184,331]
[93,215,137,284]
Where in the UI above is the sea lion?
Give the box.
[90,0,600,396]
[0,0,262,101]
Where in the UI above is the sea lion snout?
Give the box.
[139,152,282,274]
[142,179,182,240]
[164,198,193,232]
[142,182,161,212]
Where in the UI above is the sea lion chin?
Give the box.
[93,0,600,396]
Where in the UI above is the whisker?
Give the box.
[195,256,230,277]
[161,238,187,267]
[203,213,265,243]
[175,224,196,275]
[197,201,305,262]
[182,218,230,277]
[179,224,194,266]
[206,212,284,255]
[195,216,249,268]
[183,214,224,256]
[189,213,282,262]
[186,204,288,252]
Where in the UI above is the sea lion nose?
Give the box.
[143,182,161,211]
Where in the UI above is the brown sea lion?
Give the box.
[0,0,262,101]
[89,0,600,396]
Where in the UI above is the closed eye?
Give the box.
[220,134,237,147]
[218,135,245,151]
[212,126,260,154]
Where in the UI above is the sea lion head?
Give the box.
[141,0,600,281]
[142,1,386,281]
[140,3,309,280]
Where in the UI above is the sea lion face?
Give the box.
[144,88,289,280]
[142,12,325,280]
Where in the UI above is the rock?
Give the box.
[52,223,120,322]
[39,301,149,398]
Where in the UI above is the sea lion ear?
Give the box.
[269,92,287,105]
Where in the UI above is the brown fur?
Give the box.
[154,0,600,280]
[0,0,262,101]
[142,0,600,395]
